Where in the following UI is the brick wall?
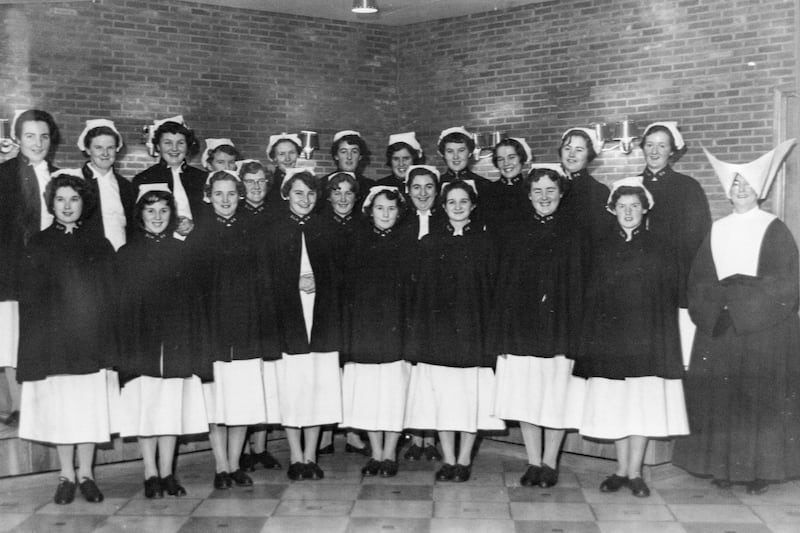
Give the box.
[397,0,797,219]
[0,0,796,219]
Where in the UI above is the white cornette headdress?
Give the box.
[703,139,797,199]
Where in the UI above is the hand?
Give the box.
[176,216,195,236]
[299,273,316,294]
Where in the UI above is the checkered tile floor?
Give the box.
[1,437,798,532]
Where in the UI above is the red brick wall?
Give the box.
[396,0,797,219]
[0,0,796,219]
[0,0,399,179]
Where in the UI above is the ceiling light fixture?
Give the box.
[352,0,378,14]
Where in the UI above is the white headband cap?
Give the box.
[9,109,27,142]
[201,138,235,170]
[328,171,356,183]
[266,133,302,158]
[388,132,422,158]
[561,127,603,156]
[437,126,472,152]
[441,178,478,198]
[703,139,797,200]
[136,183,172,203]
[146,115,187,149]
[203,169,241,203]
[606,176,655,213]
[362,185,401,213]
[642,121,685,151]
[280,167,316,199]
[51,168,84,179]
[506,137,533,162]
[333,130,361,143]
[235,158,261,174]
[77,119,123,152]
[528,163,567,178]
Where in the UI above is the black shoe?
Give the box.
[254,451,282,470]
[239,452,255,472]
[361,458,381,477]
[144,476,163,499]
[231,469,253,487]
[711,478,732,489]
[303,461,324,480]
[379,459,398,478]
[78,477,104,503]
[423,444,442,461]
[520,465,542,487]
[435,463,456,482]
[161,474,186,496]
[453,464,471,483]
[54,477,76,505]
[214,471,232,489]
[2,411,19,428]
[318,443,335,455]
[599,474,629,492]
[403,444,423,461]
[539,464,559,488]
[628,477,650,497]
[345,443,371,456]
[287,462,305,481]
[746,479,769,495]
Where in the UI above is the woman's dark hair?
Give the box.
[14,109,61,157]
[492,138,531,168]
[524,168,569,196]
[206,144,240,167]
[608,185,651,211]
[44,174,94,220]
[441,179,478,208]
[134,190,177,234]
[559,130,597,163]
[153,121,199,156]
[268,138,301,160]
[437,132,475,155]
[367,188,406,223]
[280,171,319,199]
[639,125,679,153]
[407,167,440,194]
[204,170,245,199]
[330,134,371,167]
[239,160,273,189]
[325,171,359,199]
[385,142,424,168]
[83,125,121,153]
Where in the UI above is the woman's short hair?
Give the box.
[330,134,371,163]
[367,188,406,223]
[239,160,273,188]
[639,125,679,153]
[204,170,245,198]
[14,109,61,153]
[206,144,240,167]
[559,130,598,163]
[44,174,94,220]
[153,121,199,156]
[492,138,531,168]
[134,189,177,233]
[407,167,440,193]
[268,138,301,160]
[280,170,319,199]
[83,125,121,153]
[437,132,475,155]
[441,179,478,208]
[608,185,651,211]
[524,168,569,195]
[385,142,424,167]
[326,172,359,198]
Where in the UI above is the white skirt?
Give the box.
[203,358,268,426]
[276,351,342,428]
[0,301,19,368]
[262,360,282,425]
[19,370,113,444]
[119,375,208,437]
[404,363,506,433]
[579,376,690,440]
[494,354,585,429]
[341,361,411,432]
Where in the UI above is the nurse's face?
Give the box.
[643,130,673,173]
[335,141,361,172]
[209,150,237,172]
[371,194,400,230]
[243,170,269,207]
[443,187,474,224]
[730,174,759,214]
[53,186,83,226]
[141,199,171,235]
[495,145,522,179]
[87,134,117,174]
[287,179,317,217]
[329,180,356,217]
[210,179,239,219]
[443,141,469,172]
[158,132,188,168]
[274,140,298,171]
[529,175,562,217]
[408,174,437,212]
[614,193,647,231]
[18,120,51,164]
[390,147,414,179]
[560,135,589,174]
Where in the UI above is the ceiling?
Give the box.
[184,0,544,26]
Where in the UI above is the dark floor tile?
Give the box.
[681,523,774,533]
[95,481,143,500]
[514,521,601,533]
[508,487,587,503]
[346,516,430,533]
[358,484,433,501]
[206,483,287,500]
[177,516,268,533]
